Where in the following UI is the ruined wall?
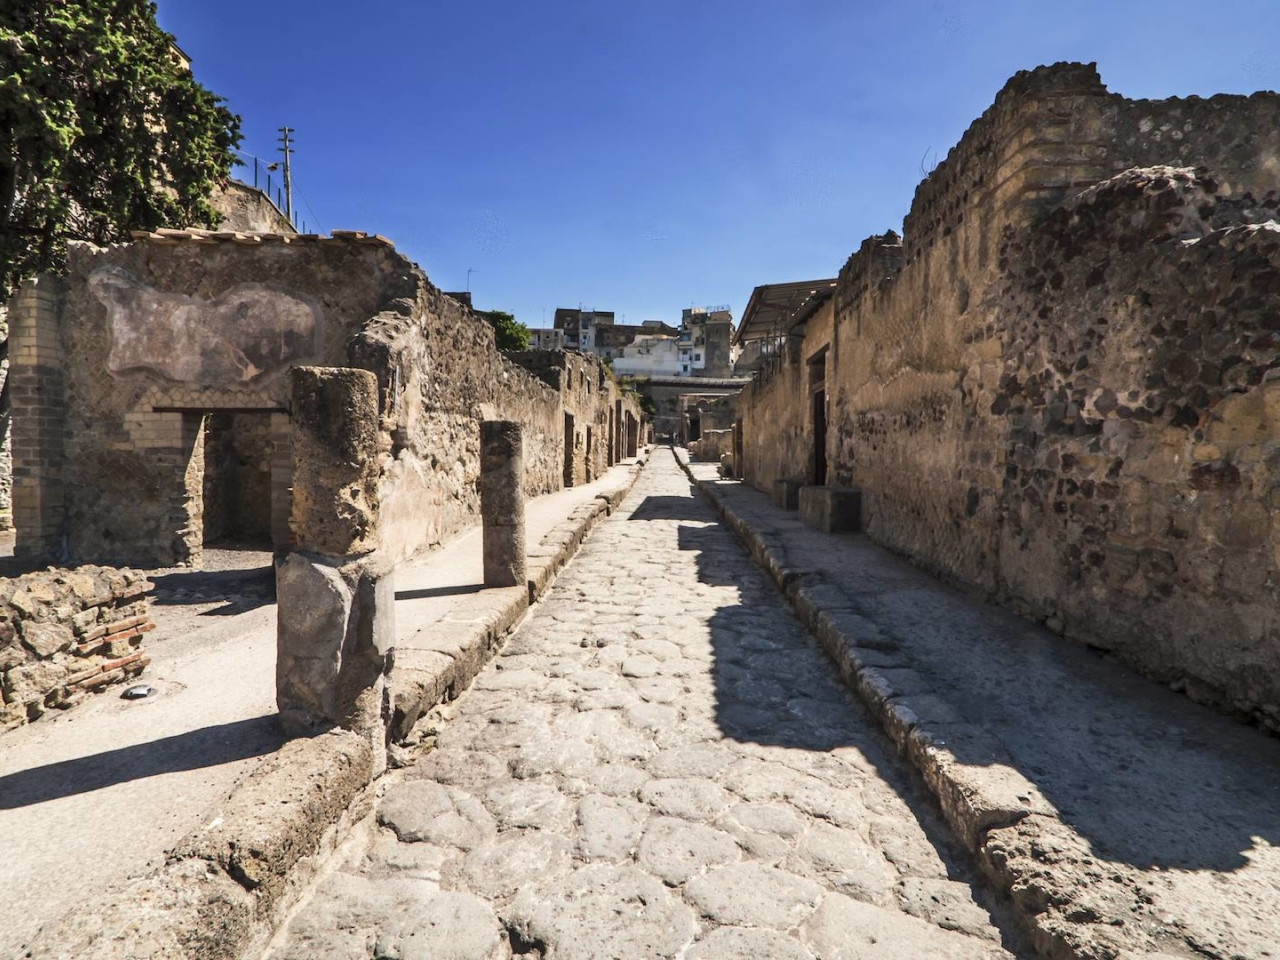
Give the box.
[0,567,153,731]
[737,64,1280,731]
[738,294,837,491]
[21,232,390,565]
[505,350,637,488]
[211,181,297,234]
[10,230,636,567]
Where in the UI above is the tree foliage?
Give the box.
[0,1,241,300]
[482,309,531,351]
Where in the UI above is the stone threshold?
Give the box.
[24,453,651,960]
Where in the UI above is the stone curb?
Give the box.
[387,452,649,742]
[25,729,374,960]
[672,449,1111,960]
[25,455,650,960]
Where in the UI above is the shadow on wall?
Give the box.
[680,477,1280,876]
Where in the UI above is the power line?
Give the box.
[232,145,326,235]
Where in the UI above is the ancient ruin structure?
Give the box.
[7,231,640,568]
[733,63,1280,731]
[5,230,643,741]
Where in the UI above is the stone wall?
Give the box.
[211,181,297,234]
[736,64,1280,732]
[1,566,153,731]
[506,350,637,487]
[8,230,639,568]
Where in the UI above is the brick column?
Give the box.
[480,420,526,588]
[8,276,66,559]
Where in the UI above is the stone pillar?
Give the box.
[8,277,66,558]
[289,366,382,556]
[276,367,391,766]
[480,420,526,588]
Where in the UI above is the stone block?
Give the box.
[275,551,393,743]
[771,478,804,511]
[20,620,73,658]
[798,485,862,533]
[289,366,383,556]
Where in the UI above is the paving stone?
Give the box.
[561,763,652,798]
[364,831,452,882]
[640,777,733,821]
[411,748,509,788]
[378,780,455,842]
[684,862,824,928]
[896,877,1003,941]
[505,864,697,960]
[867,816,951,879]
[801,892,1002,960]
[631,676,683,703]
[511,738,598,779]
[575,793,648,861]
[621,655,661,678]
[786,776,869,829]
[685,927,816,960]
[646,742,737,779]
[372,890,506,960]
[720,757,808,802]
[629,638,682,660]
[481,778,573,831]
[624,701,680,730]
[278,873,439,960]
[788,821,895,903]
[636,816,740,886]
[573,688,637,711]
[460,832,573,900]
[719,801,806,838]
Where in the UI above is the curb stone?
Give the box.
[672,448,1168,960]
[25,454,650,960]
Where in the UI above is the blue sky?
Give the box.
[156,0,1280,328]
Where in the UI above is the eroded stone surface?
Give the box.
[269,456,1016,959]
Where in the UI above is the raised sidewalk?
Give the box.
[677,448,1280,960]
[5,455,647,960]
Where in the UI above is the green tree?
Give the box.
[482,309,531,351]
[0,1,242,301]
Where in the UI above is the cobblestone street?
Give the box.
[270,454,1024,960]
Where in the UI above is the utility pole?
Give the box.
[467,267,476,293]
[277,126,295,223]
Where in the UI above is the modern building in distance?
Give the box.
[528,327,566,350]
[610,333,682,377]
[679,306,734,378]
[552,308,616,353]
[544,304,737,378]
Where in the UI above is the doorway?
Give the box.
[812,390,827,487]
[563,412,576,487]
